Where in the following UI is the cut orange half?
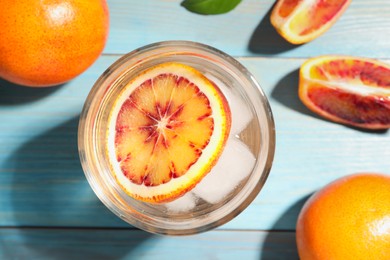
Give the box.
[299,56,390,130]
[107,62,231,203]
[270,0,351,44]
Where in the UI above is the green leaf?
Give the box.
[181,0,242,15]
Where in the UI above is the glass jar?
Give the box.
[78,41,275,235]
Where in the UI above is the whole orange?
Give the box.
[296,173,390,259]
[0,0,109,87]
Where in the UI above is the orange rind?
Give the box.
[271,0,351,44]
[0,0,109,87]
[297,173,390,259]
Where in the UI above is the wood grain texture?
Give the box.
[105,0,390,58]
[1,0,390,258]
[1,56,389,230]
[0,228,298,260]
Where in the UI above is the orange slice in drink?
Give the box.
[270,0,351,44]
[107,62,231,203]
[299,56,390,130]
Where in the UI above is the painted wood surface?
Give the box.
[2,56,390,229]
[1,0,390,259]
[105,0,390,58]
[0,229,298,260]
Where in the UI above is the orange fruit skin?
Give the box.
[0,0,109,87]
[296,173,390,260]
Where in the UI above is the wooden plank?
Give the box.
[105,0,390,58]
[0,228,298,259]
[1,56,390,230]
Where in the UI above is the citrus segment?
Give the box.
[271,0,351,44]
[299,56,390,129]
[297,173,390,259]
[107,62,231,203]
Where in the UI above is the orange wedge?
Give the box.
[299,56,390,130]
[270,0,351,44]
[107,62,231,203]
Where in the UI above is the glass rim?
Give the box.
[78,40,275,235]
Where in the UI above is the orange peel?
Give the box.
[271,0,351,44]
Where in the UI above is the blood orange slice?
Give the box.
[270,0,351,44]
[107,62,231,203]
[299,56,390,129]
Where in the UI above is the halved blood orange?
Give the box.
[299,56,390,129]
[270,0,351,44]
[107,62,231,203]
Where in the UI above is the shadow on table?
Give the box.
[260,194,312,260]
[0,78,64,105]
[248,6,301,55]
[5,116,152,259]
[271,69,323,120]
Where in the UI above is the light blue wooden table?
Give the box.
[1,0,390,259]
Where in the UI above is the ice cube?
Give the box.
[192,138,256,204]
[164,191,197,213]
[204,73,253,136]
[228,89,253,136]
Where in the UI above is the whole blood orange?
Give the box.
[0,0,109,87]
[107,62,231,203]
[299,55,390,130]
[271,0,351,44]
[296,173,390,260]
